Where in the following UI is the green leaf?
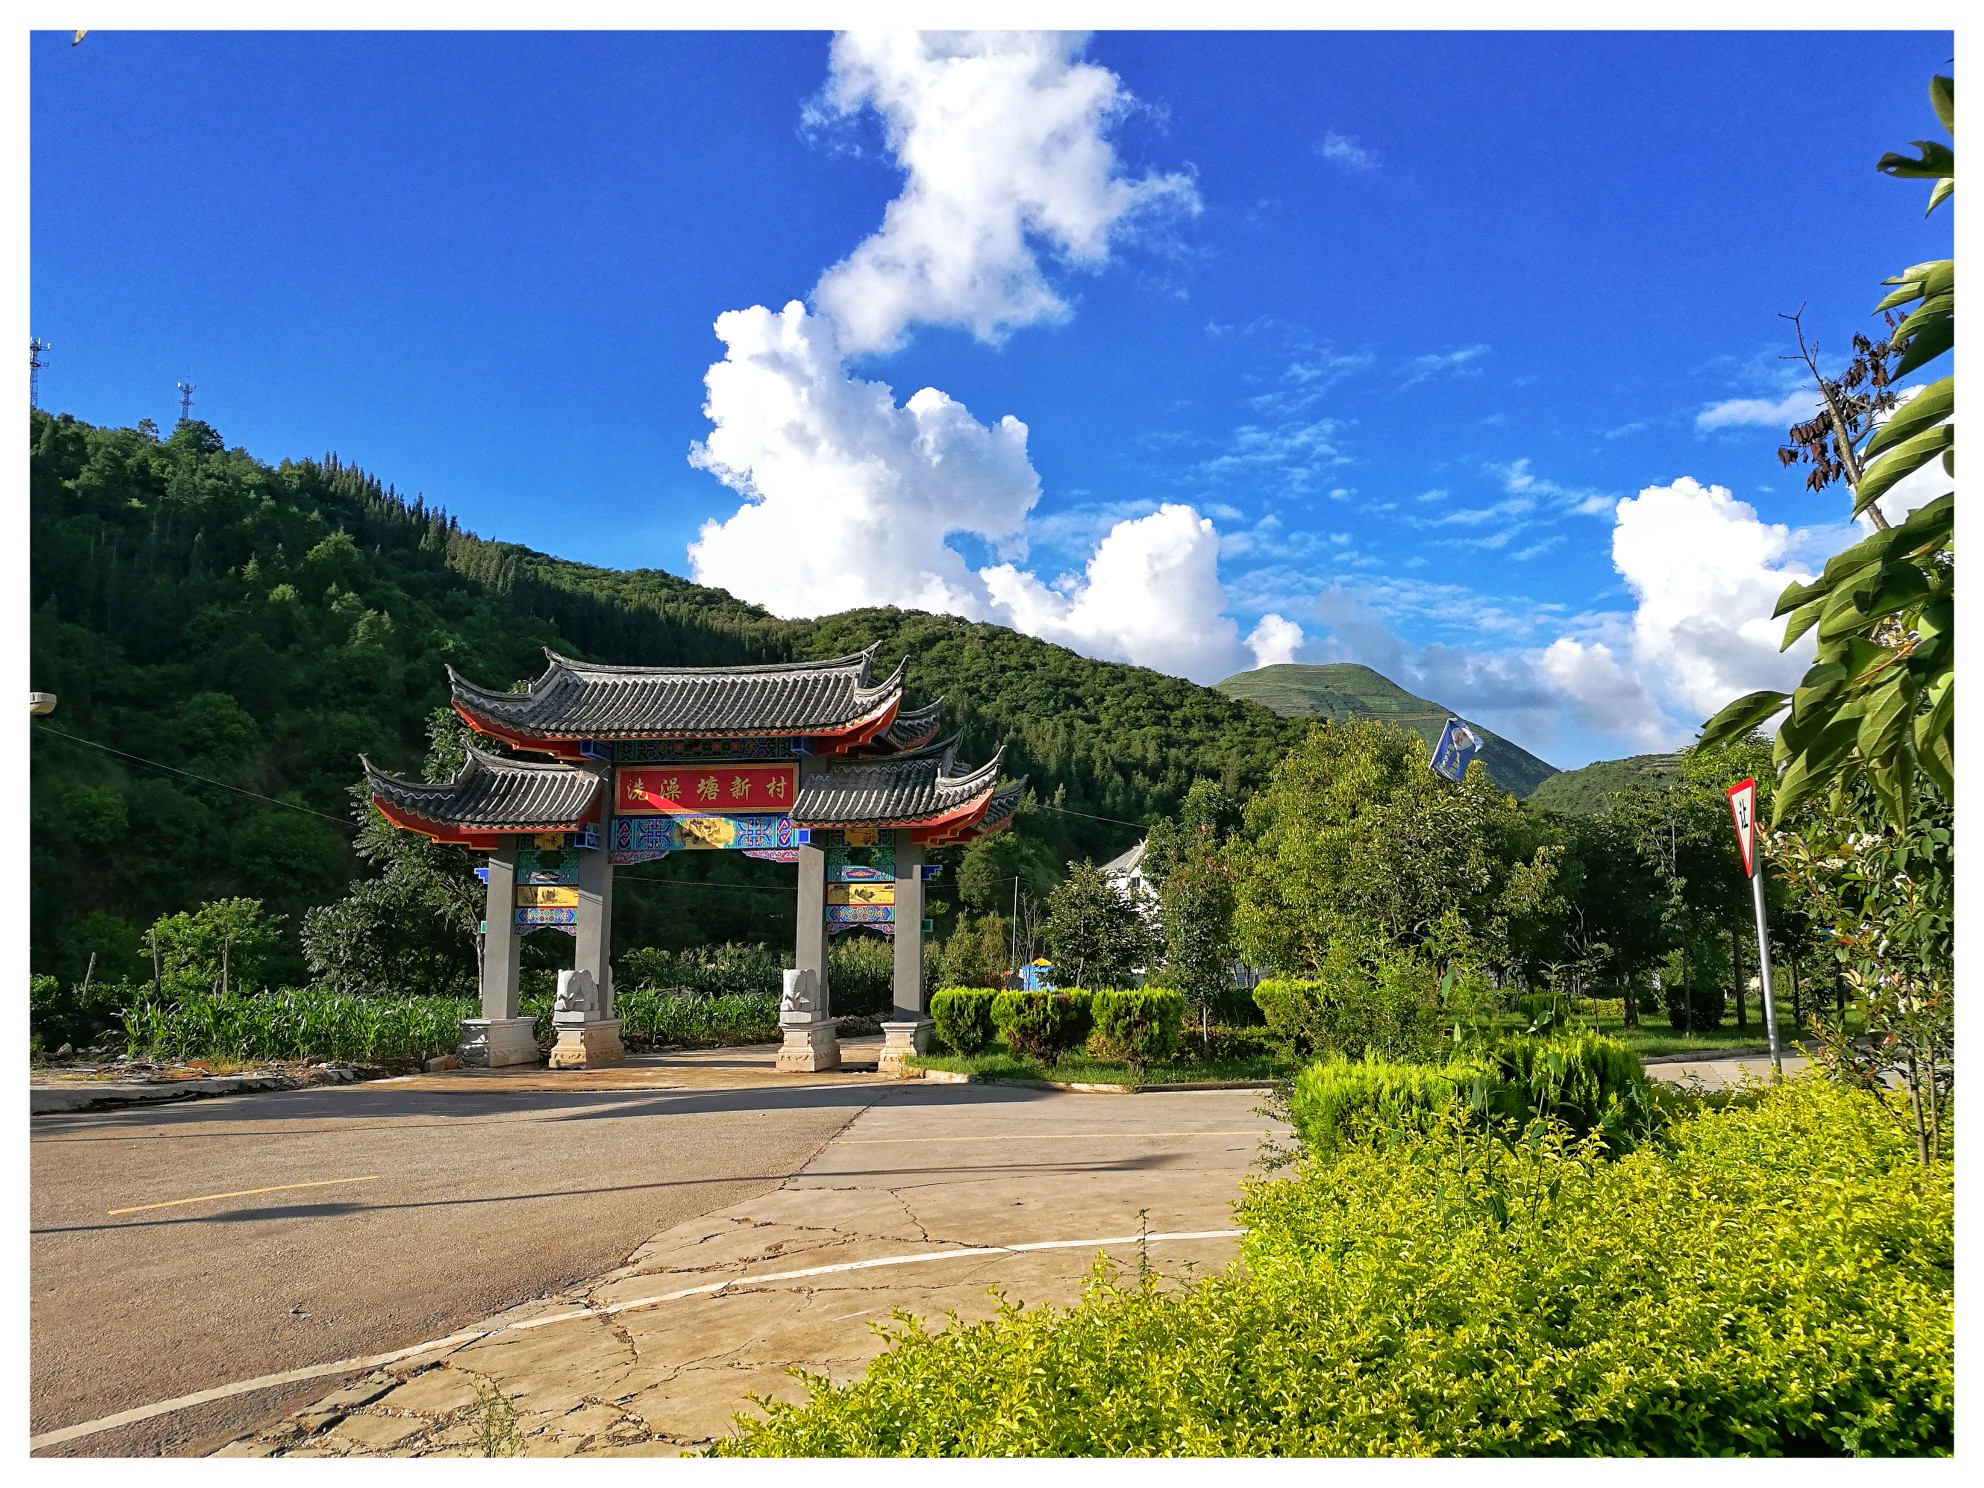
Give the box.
[1894,315,1954,377]
[1860,377,1951,460]
[1926,176,1955,215]
[1894,292,1953,341]
[1697,690,1788,751]
[1930,75,1954,134]
[1876,139,1955,180]
[1854,678,1915,765]
[1855,424,1954,514]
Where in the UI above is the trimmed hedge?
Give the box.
[992,990,1093,1061]
[930,987,1000,1054]
[712,1077,1952,1456]
[1088,988,1186,1069]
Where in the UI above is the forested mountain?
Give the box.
[1216,662,1560,798]
[1525,752,1686,817]
[27,410,1308,984]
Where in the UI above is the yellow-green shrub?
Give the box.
[712,1077,1951,1457]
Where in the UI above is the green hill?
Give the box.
[1215,663,1561,798]
[28,410,1307,983]
[1524,752,1685,816]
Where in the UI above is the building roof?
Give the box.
[860,697,944,754]
[1099,839,1147,880]
[363,745,602,841]
[791,748,1007,828]
[448,644,908,742]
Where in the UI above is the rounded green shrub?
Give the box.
[1088,988,1185,1069]
[930,987,1000,1054]
[992,989,1093,1062]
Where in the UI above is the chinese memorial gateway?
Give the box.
[363,646,1023,1073]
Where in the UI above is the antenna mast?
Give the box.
[29,339,47,409]
[176,381,195,422]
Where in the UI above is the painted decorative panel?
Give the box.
[516,906,579,927]
[826,837,895,883]
[516,885,579,908]
[517,846,580,886]
[617,763,798,816]
[826,882,895,907]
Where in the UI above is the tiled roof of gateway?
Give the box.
[363,745,601,830]
[791,749,1011,827]
[448,645,909,739]
[862,697,944,753]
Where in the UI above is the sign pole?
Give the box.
[1749,865,1781,1078]
[1726,777,1781,1078]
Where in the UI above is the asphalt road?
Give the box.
[30,1077,894,1457]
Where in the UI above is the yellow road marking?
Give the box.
[108,1175,381,1216]
[841,1131,1269,1144]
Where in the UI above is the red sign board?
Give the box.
[617,763,798,816]
[1726,777,1759,878]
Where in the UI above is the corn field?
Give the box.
[121,989,475,1067]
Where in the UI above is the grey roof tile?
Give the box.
[363,745,601,831]
[791,748,1006,827]
[449,644,909,739]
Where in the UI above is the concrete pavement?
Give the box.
[212,1082,1278,1457]
[30,1046,903,1456]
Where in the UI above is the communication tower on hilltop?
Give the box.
[30,340,48,409]
[177,381,195,422]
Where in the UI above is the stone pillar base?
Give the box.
[549,1017,625,1070]
[460,1017,539,1069]
[777,1018,841,1073]
[878,1019,933,1078]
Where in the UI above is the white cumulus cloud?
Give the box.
[684,31,1283,683]
[687,301,1038,619]
[1246,613,1307,668]
[982,505,1261,682]
[811,31,1199,355]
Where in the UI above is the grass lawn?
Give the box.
[1523,995,1856,1060]
[908,1040,1292,1086]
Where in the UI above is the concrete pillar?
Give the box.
[891,832,926,1020]
[574,828,615,1018]
[796,838,830,1015]
[461,837,536,1067]
[880,829,931,1077]
[482,840,521,1021]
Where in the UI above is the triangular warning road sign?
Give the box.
[1726,777,1759,878]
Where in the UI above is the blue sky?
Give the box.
[31,29,1954,767]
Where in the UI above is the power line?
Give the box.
[31,724,360,832]
[1031,802,1148,831]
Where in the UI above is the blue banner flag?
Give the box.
[1431,718,1484,783]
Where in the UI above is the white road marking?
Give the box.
[29,1227,1244,1451]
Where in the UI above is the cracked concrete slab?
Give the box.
[218,1085,1283,1457]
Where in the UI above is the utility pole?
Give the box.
[30,339,47,408]
[177,381,196,422]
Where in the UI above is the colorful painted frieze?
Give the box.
[612,737,794,765]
